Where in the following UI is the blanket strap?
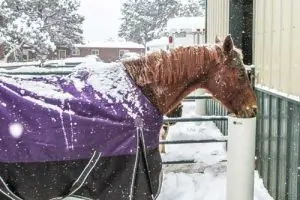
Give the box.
[52,151,102,200]
[137,128,155,199]
[0,176,23,200]
[0,151,101,200]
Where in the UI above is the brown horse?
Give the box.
[0,35,257,200]
[123,34,257,117]
[126,35,257,156]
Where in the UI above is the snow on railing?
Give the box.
[0,61,41,69]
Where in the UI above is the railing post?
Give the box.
[195,89,206,116]
[227,115,256,200]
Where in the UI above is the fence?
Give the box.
[162,95,228,165]
[255,87,300,200]
[204,85,300,200]
[205,98,228,135]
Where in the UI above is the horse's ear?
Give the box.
[215,35,221,44]
[223,35,234,54]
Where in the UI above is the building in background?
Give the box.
[58,41,144,62]
[146,16,206,54]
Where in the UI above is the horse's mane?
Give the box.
[123,45,223,86]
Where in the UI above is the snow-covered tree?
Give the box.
[179,0,205,17]
[118,0,181,45]
[118,0,205,45]
[27,0,84,47]
[0,0,84,62]
[0,0,42,62]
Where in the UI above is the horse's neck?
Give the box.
[123,45,219,114]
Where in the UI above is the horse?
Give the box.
[159,103,183,154]
[0,35,257,200]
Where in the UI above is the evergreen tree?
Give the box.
[179,0,205,17]
[119,0,181,45]
[28,0,84,47]
[118,0,205,45]
[0,0,84,62]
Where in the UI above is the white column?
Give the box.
[195,89,206,115]
[227,116,256,200]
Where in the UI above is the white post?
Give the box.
[195,89,206,115]
[227,116,256,200]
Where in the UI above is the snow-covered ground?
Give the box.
[157,101,273,200]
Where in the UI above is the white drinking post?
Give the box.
[195,88,206,115]
[227,115,256,200]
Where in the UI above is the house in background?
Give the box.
[0,40,145,63]
[68,41,144,62]
[53,46,71,60]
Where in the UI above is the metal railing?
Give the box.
[255,87,300,200]
[160,98,229,165]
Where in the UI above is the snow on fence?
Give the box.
[0,61,41,69]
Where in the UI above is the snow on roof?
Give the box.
[166,16,205,33]
[75,41,144,49]
[146,37,169,46]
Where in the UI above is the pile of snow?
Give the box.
[43,59,65,66]
[119,52,141,61]
[157,101,273,200]
[158,170,272,200]
[63,55,102,64]
[43,55,103,67]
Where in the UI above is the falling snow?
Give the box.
[9,122,24,138]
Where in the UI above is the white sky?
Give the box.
[78,0,124,42]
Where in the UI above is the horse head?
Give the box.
[123,35,257,118]
[203,35,257,117]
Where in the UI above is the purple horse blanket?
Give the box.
[0,63,163,200]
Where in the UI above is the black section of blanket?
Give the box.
[0,148,162,200]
